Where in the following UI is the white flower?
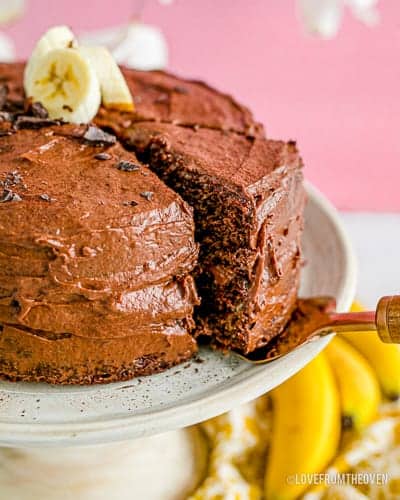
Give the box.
[0,0,26,62]
[79,22,168,71]
[297,0,379,39]
[0,0,25,25]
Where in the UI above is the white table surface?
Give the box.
[341,212,400,308]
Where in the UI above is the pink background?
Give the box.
[5,0,400,211]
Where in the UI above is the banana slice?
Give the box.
[24,47,101,124]
[24,26,77,85]
[80,46,134,111]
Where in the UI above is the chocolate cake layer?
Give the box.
[0,121,199,383]
[0,320,196,384]
[110,122,305,353]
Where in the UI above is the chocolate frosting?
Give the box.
[0,62,305,382]
[0,121,199,383]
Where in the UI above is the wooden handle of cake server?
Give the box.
[376,296,400,343]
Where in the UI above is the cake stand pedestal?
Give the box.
[0,430,207,500]
[0,184,356,499]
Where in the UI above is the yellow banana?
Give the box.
[342,302,400,400]
[325,336,381,432]
[265,353,341,500]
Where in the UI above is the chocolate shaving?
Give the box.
[4,171,22,187]
[30,102,49,119]
[0,111,13,122]
[117,160,140,172]
[14,116,60,130]
[123,200,139,207]
[0,84,8,110]
[39,194,53,202]
[0,189,21,202]
[4,97,24,114]
[94,153,112,161]
[140,191,154,201]
[83,125,116,145]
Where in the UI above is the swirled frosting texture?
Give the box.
[0,122,198,384]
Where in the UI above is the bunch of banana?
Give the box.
[264,303,400,500]
[344,302,400,401]
[23,26,134,124]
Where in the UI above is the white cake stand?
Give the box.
[0,183,356,499]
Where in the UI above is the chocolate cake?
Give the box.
[0,62,305,383]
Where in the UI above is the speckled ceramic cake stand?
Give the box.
[0,183,356,499]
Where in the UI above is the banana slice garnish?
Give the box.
[80,46,134,112]
[23,26,134,124]
[25,47,101,124]
[24,25,77,85]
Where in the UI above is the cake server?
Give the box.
[236,295,400,364]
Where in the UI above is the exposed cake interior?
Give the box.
[114,122,305,354]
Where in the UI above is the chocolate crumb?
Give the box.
[94,152,112,161]
[29,101,49,118]
[3,170,22,187]
[83,125,116,145]
[0,189,22,202]
[39,194,53,202]
[173,85,189,94]
[0,111,13,122]
[117,160,140,172]
[62,104,73,112]
[123,200,139,206]
[140,191,154,201]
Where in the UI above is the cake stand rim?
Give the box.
[0,181,357,447]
